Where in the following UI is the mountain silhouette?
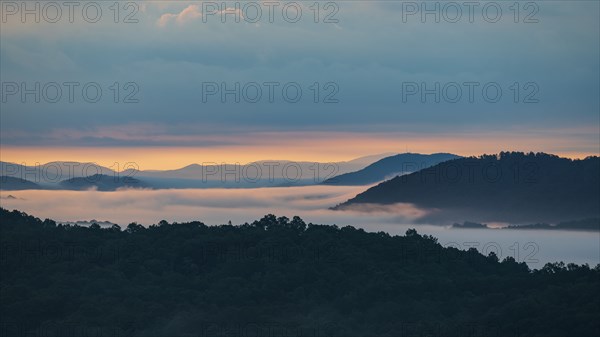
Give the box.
[333,152,600,223]
[322,153,460,185]
[0,154,392,190]
[134,154,393,181]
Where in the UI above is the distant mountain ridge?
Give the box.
[0,154,394,190]
[334,152,600,223]
[322,153,461,185]
[132,154,394,181]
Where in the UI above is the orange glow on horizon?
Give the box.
[1,131,598,170]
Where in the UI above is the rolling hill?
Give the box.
[0,176,41,190]
[333,152,600,223]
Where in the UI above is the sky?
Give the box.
[1,1,599,170]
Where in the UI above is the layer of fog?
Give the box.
[1,186,598,268]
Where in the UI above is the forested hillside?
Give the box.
[1,208,599,337]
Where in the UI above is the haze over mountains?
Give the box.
[3,151,599,227]
[0,153,395,191]
[3,151,600,231]
[322,153,460,185]
[0,176,41,190]
[334,152,600,224]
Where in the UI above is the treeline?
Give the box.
[1,208,599,337]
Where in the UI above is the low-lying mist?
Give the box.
[1,186,599,268]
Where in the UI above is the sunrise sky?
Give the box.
[1,1,599,170]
